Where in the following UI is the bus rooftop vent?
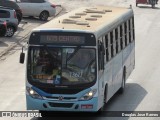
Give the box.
[62,19,76,24]
[62,19,89,26]
[76,21,89,25]
[90,15,102,18]
[105,9,112,12]
[85,17,97,21]
[69,15,81,18]
[75,12,87,16]
[85,9,106,14]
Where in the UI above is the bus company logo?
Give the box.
[58,96,64,101]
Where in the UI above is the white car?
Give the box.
[16,0,56,21]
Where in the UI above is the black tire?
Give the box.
[5,26,15,37]
[118,69,126,94]
[136,3,138,6]
[39,11,49,21]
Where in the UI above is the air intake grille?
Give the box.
[48,102,74,108]
[46,96,77,100]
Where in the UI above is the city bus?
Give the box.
[20,5,135,112]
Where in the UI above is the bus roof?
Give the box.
[33,6,133,37]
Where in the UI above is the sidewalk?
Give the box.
[0,6,63,58]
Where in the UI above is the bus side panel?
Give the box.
[104,61,113,101]
[122,45,131,80]
[98,67,105,109]
[130,41,135,72]
[112,52,123,94]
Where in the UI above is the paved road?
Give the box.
[0,0,160,120]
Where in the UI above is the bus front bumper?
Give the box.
[26,95,98,112]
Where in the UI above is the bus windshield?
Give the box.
[27,47,96,87]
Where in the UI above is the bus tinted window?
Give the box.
[120,25,123,50]
[105,34,109,62]
[115,28,119,54]
[28,47,96,86]
[129,19,132,43]
[124,21,127,46]
[132,17,135,41]
[110,31,114,58]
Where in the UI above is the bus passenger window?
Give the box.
[107,33,111,61]
[121,24,125,49]
[129,19,131,43]
[115,28,119,54]
[117,27,121,52]
[130,18,133,42]
[106,48,109,62]
[120,25,123,50]
[116,41,118,54]
[98,40,105,70]
[110,31,114,58]
[124,22,127,46]
[98,40,102,70]
[105,35,109,62]
[115,28,118,40]
[105,35,108,47]
[132,17,135,41]
[126,20,129,45]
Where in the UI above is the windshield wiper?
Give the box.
[43,45,61,62]
[65,46,81,68]
[66,46,81,62]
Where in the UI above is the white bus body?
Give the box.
[21,6,135,112]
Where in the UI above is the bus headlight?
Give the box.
[26,87,43,99]
[79,89,97,101]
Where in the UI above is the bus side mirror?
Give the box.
[19,47,25,64]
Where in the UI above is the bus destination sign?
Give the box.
[40,35,85,45]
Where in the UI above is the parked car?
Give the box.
[16,0,56,21]
[0,0,23,24]
[0,6,18,37]
[0,20,7,37]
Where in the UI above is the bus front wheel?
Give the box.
[98,85,107,112]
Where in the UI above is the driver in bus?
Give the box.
[36,50,53,74]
